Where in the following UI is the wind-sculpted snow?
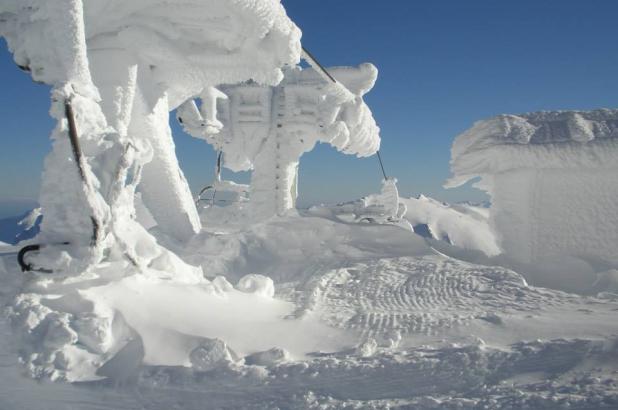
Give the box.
[2,209,618,408]
[447,109,618,285]
[448,109,618,185]
[401,195,500,257]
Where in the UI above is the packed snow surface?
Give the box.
[2,200,618,409]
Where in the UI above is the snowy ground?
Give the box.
[1,200,618,409]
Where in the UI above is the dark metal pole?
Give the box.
[302,46,338,84]
[376,150,388,180]
[64,99,100,246]
[303,47,390,183]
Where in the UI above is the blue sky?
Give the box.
[1,0,617,217]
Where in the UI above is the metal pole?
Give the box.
[302,46,337,83]
[376,150,388,180]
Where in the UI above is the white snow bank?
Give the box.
[447,109,618,273]
[82,273,355,368]
[183,210,431,283]
[400,195,500,257]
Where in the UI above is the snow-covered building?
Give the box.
[447,109,618,267]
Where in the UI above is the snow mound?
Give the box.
[400,195,500,256]
[182,210,430,283]
[189,338,238,371]
[236,274,275,298]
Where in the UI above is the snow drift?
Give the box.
[447,109,618,279]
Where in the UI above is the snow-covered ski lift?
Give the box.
[1,0,302,275]
[179,46,385,223]
[302,48,410,229]
[194,151,249,208]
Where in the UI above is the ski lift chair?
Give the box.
[195,151,249,208]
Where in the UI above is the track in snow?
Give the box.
[296,255,580,338]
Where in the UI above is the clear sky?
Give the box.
[1,0,617,217]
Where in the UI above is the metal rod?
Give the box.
[376,150,388,180]
[65,101,87,182]
[64,99,100,246]
[302,46,337,84]
[303,47,391,184]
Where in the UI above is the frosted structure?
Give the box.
[0,0,301,267]
[178,63,380,220]
[0,0,301,380]
[447,109,618,266]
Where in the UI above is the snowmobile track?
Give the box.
[300,255,579,337]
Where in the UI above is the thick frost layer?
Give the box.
[0,0,303,381]
[447,109,618,271]
[1,0,300,94]
[447,109,618,187]
[0,0,301,249]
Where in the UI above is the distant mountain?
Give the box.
[0,210,40,245]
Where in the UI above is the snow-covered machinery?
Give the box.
[0,0,301,273]
[0,0,303,380]
[178,58,382,221]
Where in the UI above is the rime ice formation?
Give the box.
[0,0,301,380]
[0,0,301,256]
[447,109,618,267]
[178,63,380,220]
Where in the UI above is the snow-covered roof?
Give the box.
[1,0,301,106]
[446,109,618,188]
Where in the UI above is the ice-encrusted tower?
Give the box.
[0,0,301,272]
[178,63,381,221]
[0,0,304,381]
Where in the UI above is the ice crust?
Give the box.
[447,109,618,269]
